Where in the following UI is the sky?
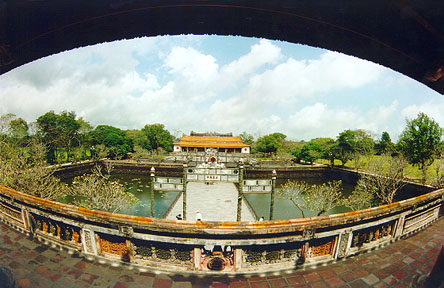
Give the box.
[0,35,443,141]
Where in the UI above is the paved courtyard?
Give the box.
[0,217,443,288]
[166,182,256,222]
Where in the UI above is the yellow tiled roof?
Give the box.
[174,136,250,148]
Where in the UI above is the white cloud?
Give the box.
[283,101,400,140]
[0,35,436,142]
[402,103,444,126]
[220,39,282,86]
[243,51,384,108]
[164,47,218,83]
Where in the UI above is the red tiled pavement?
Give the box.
[0,217,443,287]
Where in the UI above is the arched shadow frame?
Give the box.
[1,0,443,93]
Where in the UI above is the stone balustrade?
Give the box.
[0,183,443,274]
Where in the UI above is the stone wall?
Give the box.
[1,181,443,274]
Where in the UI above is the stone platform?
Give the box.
[0,217,443,287]
[166,182,256,222]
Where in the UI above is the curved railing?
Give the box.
[0,183,443,274]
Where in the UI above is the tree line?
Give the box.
[0,111,175,164]
[1,111,443,185]
[244,112,443,185]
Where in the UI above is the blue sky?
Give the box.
[0,35,442,141]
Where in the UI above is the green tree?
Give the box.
[75,117,93,161]
[328,142,352,167]
[398,112,443,183]
[337,129,375,169]
[296,143,320,164]
[36,111,81,163]
[139,124,174,154]
[36,111,61,163]
[375,131,394,155]
[57,111,81,162]
[9,117,29,141]
[296,138,335,165]
[239,131,254,146]
[255,133,287,155]
[256,135,279,154]
[90,125,134,159]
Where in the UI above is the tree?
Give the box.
[337,129,375,169]
[90,125,134,159]
[296,138,335,165]
[0,113,15,136]
[345,154,407,208]
[256,135,279,154]
[342,188,374,211]
[139,124,174,154]
[36,111,60,163]
[69,164,138,213]
[9,118,29,141]
[255,133,287,155]
[432,155,444,189]
[57,111,81,162]
[239,131,254,146]
[398,112,443,183]
[279,180,344,217]
[0,139,67,200]
[375,131,394,155]
[36,111,81,163]
[295,144,319,164]
[328,142,352,167]
[75,117,93,161]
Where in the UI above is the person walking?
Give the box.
[195,211,203,221]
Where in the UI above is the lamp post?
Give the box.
[269,169,277,220]
[237,158,244,222]
[182,162,187,220]
[150,167,155,218]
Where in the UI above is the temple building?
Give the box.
[173,132,250,154]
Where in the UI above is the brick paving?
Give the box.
[0,217,443,287]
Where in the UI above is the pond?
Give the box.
[61,173,179,218]
[245,178,354,220]
[109,173,354,220]
[62,171,355,220]
[110,173,179,218]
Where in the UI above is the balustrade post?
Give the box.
[269,170,277,220]
[183,162,187,220]
[335,229,352,259]
[193,247,201,270]
[394,213,407,238]
[81,228,98,255]
[150,167,155,218]
[237,158,244,222]
[234,248,243,271]
[21,208,32,233]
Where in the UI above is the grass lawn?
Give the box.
[316,155,441,185]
